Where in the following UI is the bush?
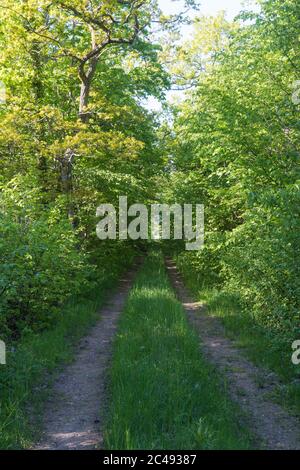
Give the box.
[176,231,226,289]
[0,211,91,339]
[223,186,300,339]
[0,175,138,340]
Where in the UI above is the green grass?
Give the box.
[177,265,300,416]
[104,251,253,450]
[0,268,126,449]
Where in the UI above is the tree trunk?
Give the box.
[63,28,98,226]
[79,79,91,123]
[78,56,98,123]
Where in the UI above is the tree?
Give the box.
[167,0,300,338]
[0,0,172,337]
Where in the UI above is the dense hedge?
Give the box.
[171,0,300,344]
[0,204,135,340]
[224,187,300,339]
[176,186,300,342]
[0,209,90,338]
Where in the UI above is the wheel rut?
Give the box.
[166,258,300,450]
[34,260,142,450]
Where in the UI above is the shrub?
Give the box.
[223,186,300,339]
[176,231,226,289]
[0,211,90,339]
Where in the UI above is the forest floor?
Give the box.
[33,260,142,450]
[31,254,300,450]
[166,258,300,450]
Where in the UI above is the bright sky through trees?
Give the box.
[146,0,259,110]
[158,0,245,20]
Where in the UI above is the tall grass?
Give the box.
[104,251,252,450]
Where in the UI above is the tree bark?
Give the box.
[78,28,98,123]
[78,58,98,123]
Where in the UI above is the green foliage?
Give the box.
[0,1,167,340]
[169,0,300,343]
[176,232,225,288]
[0,205,91,339]
[224,186,300,339]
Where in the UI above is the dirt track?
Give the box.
[166,258,300,450]
[34,262,141,450]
